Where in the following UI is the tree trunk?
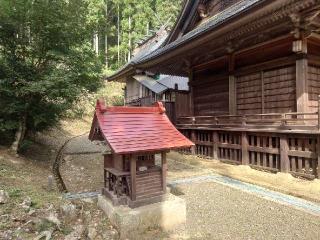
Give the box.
[94,32,99,55]
[105,34,108,67]
[117,3,120,66]
[128,15,131,62]
[10,113,27,154]
[105,1,108,67]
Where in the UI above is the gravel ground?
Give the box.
[168,182,320,240]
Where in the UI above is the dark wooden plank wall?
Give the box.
[193,74,229,115]
[236,65,296,115]
[175,92,192,117]
[308,65,320,112]
[163,102,176,124]
[263,66,296,113]
[236,72,262,115]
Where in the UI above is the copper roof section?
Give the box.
[89,100,194,154]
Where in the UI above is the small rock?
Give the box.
[21,197,32,209]
[33,230,52,240]
[1,230,13,240]
[87,226,97,240]
[82,198,94,204]
[64,225,85,240]
[45,212,61,228]
[0,190,9,204]
[102,229,118,240]
[28,209,36,216]
[47,175,54,191]
[46,204,54,211]
[60,203,77,220]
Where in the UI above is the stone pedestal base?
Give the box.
[97,194,186,238]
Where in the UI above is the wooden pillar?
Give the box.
[188,70,195,116]
[212,131,219,159]
[318,95,320,131]
[294,39,308,113]
[229,76,236,115]
[191,130,196,155]
[161,152,167,192]
[241,132,249,165]
[280,135,290,173]
[317,136,320,179]
[261,71,265,114]
[130,155,136,201]
[229,54,236,115]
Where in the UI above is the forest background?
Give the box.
[0,0,182,151]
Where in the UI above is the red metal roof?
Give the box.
[89,100,194,154]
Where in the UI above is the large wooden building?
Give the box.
[109,0,320,179]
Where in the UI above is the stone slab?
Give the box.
[97,194,186,238]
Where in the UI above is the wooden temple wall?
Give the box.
[308,65,320,112]
[236,65,296,115]
[180,129,320,179]
[178,38,320,179]
[193,73,229,115]
[175,92,192,118]
[192,63,298,116]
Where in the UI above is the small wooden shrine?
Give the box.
[89,100,194,208]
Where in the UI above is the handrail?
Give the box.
[179,112,318,119]
[177,111,320,129]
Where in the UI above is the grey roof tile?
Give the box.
[133,75,168,94]
[137,0,263,64]
[158,75,189,91]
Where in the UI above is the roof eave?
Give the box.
[105,64,135,82]
[136,0,269,69]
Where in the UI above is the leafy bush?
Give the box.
[0,0,104,148]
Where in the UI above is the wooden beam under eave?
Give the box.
[294,39,309,113]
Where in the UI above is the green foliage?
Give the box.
[67,81,125,118]
[97,81,125,106]
[0,0,103,145]
[93,0,183,70]
[0,0,184,147]
[8,188,23,198]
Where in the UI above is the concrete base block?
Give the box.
[97,194,186,238]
